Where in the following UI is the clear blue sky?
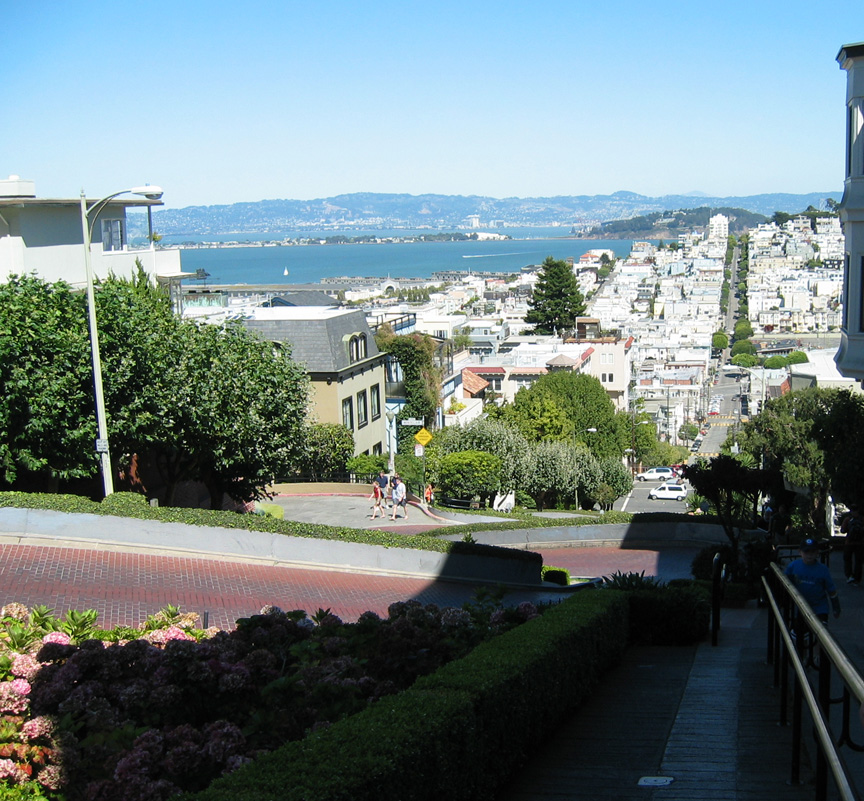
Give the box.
[4,1,862,209]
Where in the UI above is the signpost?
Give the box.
[414,428,433,500]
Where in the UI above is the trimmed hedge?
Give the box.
[0,491,540,566]
[186,591,629,801]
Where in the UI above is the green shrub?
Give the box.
[691,543,738,581]
[541,565,570,586]
[437,450,501,505]
[189,592,629,801]
[625,585,710,645]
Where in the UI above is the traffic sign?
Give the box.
[401,418,424,427]
[414,444,425,457]
[414,427,433,446]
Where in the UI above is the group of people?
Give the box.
[369,470,408,521]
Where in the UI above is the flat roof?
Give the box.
[0,197,163,208]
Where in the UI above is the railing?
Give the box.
[763,562,864,800]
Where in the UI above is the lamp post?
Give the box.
[79,185,164,497]
[385,409,396,473]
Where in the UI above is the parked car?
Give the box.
[636,467,675,481]
[648,483,689,501]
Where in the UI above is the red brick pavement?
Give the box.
[0,542,694,631]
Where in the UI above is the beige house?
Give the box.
[241,307,388,456]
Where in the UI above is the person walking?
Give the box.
[841,505,864,585]
[376,470,390,508]
[784,538,841,622]
[390,476,407,521]
[369,480,385,520]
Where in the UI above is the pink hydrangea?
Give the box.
[42,631,72,646]
[9,678,30,696]
[0,758,28,783]
[10,653,41,681]
[0,683,29,714]
[0,603,29,622]
[142,626,196,646]
[21,716,55,740]
[36,763,63,791]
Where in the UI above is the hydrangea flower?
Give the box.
[0,682,29,714]
[9,678,31,696]
[10,653,41,680]
[0,603,29,622]
[21,716,55,740]
[142,626,196,645]
[42,631,72,646]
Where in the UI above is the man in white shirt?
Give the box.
[390,476,407,521]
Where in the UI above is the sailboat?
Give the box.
[283,267,289,276]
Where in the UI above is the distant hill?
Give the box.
[584,206,769,239]
[135,190,840,237]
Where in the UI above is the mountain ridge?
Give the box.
[137,190,840,237]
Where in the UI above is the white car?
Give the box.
[648,483,688,501]
[636,467,675,482]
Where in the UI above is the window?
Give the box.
[357,390,368,428]
[342,397,354,430]
[370,384,381,419]
[101,219,124,252]
[348,334,368,363]
[372,443,382,456]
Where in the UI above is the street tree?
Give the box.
[712,331,729,350]
[524,257,586,336]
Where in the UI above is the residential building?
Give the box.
[0,175,181,286]
[836,42,864,381]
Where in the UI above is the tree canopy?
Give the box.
[524,257,586,336]
[0,272,310,505]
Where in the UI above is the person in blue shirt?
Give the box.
[785,538,841,621]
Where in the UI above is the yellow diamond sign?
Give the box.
[414,427,433,446]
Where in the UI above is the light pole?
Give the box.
[385,409,396,473]
[80,185,164,497]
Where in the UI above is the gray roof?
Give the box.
[242,308,380,373]
[265,291,338,307]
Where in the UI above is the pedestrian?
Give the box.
[784,538,841,622]
[841,504,864,585]
[768,504,792,545]
[369,480,385,520]
[390,476,407,521]
[424,484,434,505]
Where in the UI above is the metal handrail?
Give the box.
[764,562,864,800]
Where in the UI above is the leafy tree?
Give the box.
[593,458,633,509]
[346,453,387,483]
[683,455,776,560]
[762,355,787,369]
[376,329,441,448]
[0,272,312,505]
[678,423,700,442]
[437,450,501,505]
[524,257,586,336]
[732,354,758,368]
[499,372,624,460]
[786,351,809,365]
[428,418,528,491]
[304,424,354,482]
[712,332,729,350]
[0,275,93,490]
[731,340,756,357]
[733,319,754,340]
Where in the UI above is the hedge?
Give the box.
[185,591,629,801]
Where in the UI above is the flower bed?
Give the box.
[0,593,547,801]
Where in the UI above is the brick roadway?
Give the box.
[0,540,697,632]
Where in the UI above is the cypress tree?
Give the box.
[524,256,586,335]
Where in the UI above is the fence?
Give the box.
[763,562,864,800]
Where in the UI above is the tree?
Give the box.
[0,272,312,505]
[304,424,354,482]
[500,372,625,460]
[712,332,729,351]
[0,275,93,490]
[524,257,586,336]
[731,340,756,357]
[678,423,700,442]
[762,355,787,369]
[437,451,501,506]
[786,351,809,365]
[428,417,528,492]
[733,319,754,340]
[732,354,759,368]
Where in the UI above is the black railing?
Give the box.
[763,563,864,800]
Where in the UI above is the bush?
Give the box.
[625,585,710,645]
[437,451,501,505]
[187,592,629,801]
[541,565,570,586]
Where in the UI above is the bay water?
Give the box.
[171,229,638,286]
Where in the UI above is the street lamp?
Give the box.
[385,409,396,473]
[79,185,164,497]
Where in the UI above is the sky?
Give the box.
[4,1,863,210]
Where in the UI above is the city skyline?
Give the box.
[4,1,860,210]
